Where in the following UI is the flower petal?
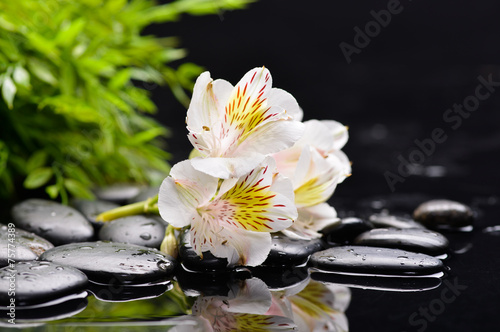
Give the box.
[190,153,266,179]
[282,203,339,240]
[267,88,304,121]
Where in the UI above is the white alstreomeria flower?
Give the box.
[186,67,304,179]
[158,157,297,266]
[273,119,351,239]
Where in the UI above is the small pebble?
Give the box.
[321,217,374,245]
[98,215,166,248]
[263,233,323,267]
[72,199,120,226]
[369,212,424,229]
[94,184,143,203]
[11,199,94,245]
[0,261,88,306]
[354,228,449,255]
[39,241,175,285]
[413,199,474,228]
[309,246,444,276]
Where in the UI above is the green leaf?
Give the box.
[27,58,58,85]
[64,178,94,199]
[45,184,59,199]
[26,150,48,172]
[55,18,86,47]
[24,167,54,189]
[13,65,31,88]
[1,76,16,109]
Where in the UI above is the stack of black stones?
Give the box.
[0,184,474,325]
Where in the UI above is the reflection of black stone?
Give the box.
[309,246,444,276]
[176,266,235,297]
[178,229,229,272]
[11,199,94,245]
[311,272,442,292]
[263,233,323,267]
[39,241,176,285]
[250,266,309,290]
[87,280,171,302]
[321,217,374,245]
[354,228,449,255]
[0,261,88,306]
[0,292,88,323]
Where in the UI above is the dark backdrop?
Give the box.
[149,1,500,331]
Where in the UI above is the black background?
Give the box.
[149,1,500,331]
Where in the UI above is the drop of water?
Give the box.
[157,261,170,270]
[55,266,64,271]
[140,233,152,240]
[397,256,409,260]
[79,246,93,250]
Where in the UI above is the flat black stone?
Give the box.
[413,199,474,228]
[39,241,176,285]
[87,280,171,302]
[311,272,442,292]
[354,228,449,255]
[263,233,323,267]
[11,199,94,245]
[98,215,166,248]
[309,246,444,276]
[72,199,120,226]
[369,212,425,229]
[94,184,143,203]
[0,224,54,267]
[321,217,374,245]
[178,229,229,272]
[0,261,88,306]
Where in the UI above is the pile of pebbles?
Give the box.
[0,184,475,323]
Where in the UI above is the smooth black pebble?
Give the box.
[39,241,176,285]
[369,212,424,229]
[0,261,88,306]
[321,217,374,245]
[309,246,444,276]
[178,229,229,272]
[11,199,94,245]
[98,215,166,248]
[0,224,54,267]
[263,233,323,267]
[413,199,474,228]
[72,199,120,226]
[354,228,449,255]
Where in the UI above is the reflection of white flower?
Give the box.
[273,120,351,239]
[158,157,297,267]
[186,67,304,179]
[170,278,296,332]
[267,279,351,332]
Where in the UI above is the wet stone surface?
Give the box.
[39,241,176,285]
[263,233,323,267]
[413,199,474,228]
[178,230,229,272]
[354,228,449,255]
[94,184,143,203]
[0,224,54,267]
[11,199,94,245]
[369,212,425,229]
[72,199,120,227]
[321,217,374,245]
[0,261,88,306]
[98,215,166,248]
[309,246,444,276]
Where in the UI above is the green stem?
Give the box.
[96,194,159,222]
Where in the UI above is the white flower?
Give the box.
[273,120,351,239]
[186,67,304,179]
[158,157,297,266]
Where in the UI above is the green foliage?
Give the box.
[0,0,252,203]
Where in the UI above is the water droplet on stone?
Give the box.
[140,233,151,240]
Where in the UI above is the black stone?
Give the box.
[129,187,159,203]
[309,246,444,276]
[321,217,374,245]
[311,272,442,292]
[263,233,323,267]
[0,261,88,306]
[178,229,229,272]
[0,224,54,267]
[98,215,166,248]
[87,280,171,302]
[369,212,425,229]
[413,199,474,228]
[11,199,94,245]
[250,266,309,290]
[72,199,120,226]
[354,228,449,255]
[175,267,234,296]
[94,184,143,203]
[39,241,176,285]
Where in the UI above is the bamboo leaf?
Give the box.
[24,167,53,189]
[1,76,16,109]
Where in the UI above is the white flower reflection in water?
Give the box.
[170,277,350,332]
